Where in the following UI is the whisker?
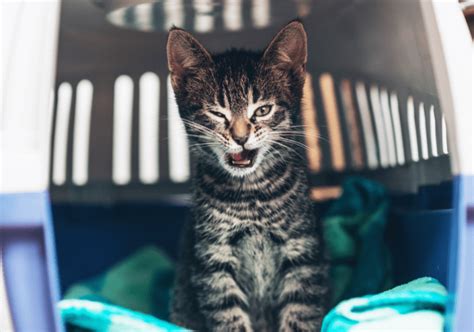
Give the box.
[276,138,313,152]
[266,145,302,164]
[188,142,221,148]
[272,130,329,142]
[286,124,311,129]
[272,132,308,137]
[265,138,306,161]
[180,119,229,146]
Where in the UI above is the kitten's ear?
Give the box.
[167,28,213,85]
[262,20,307,72]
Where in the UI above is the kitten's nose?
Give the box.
[232,133,248,146]
[231,119,250,146]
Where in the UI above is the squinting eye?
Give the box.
[209,111,227,119]
[254,105,273,117]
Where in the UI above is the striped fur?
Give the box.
[167,21,329,331]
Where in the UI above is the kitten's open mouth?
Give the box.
[226,149,258,168]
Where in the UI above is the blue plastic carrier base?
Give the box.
[0,191,63,332]
[448,175,474,332]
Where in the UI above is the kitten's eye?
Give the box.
[253,105,273,117]
[209,111,227,119]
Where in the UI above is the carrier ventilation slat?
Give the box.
[407,96,420,162]
[389,92,406,165]
[355,81,379,169]
[167,76,191,183]
[105,0,289,33]
[139,72,160,184]
[72,80,93,186]
[193,0,215,33]
[442,115,449,154]
[429,106,439,157]
[370,85,390,168]
[339,79,364,170]
[419,103,430,160]
[112,75,134,185]
[52,82,72,186]
[320,73,346,171]
[380,88,397,167]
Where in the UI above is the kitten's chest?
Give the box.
[233,232,279,301]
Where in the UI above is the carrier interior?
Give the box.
[51,0,455,317]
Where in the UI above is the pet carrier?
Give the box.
[1,0,472,331]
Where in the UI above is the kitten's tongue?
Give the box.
[231,152,245,161]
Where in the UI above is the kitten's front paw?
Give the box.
[209,307,253,332]
[278,304,324,332]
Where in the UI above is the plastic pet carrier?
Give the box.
[1,0,472,331]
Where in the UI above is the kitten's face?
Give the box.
[167,21,307,177]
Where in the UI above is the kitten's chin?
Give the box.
[222,163,260,177]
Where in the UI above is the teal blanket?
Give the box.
[64,246,174,320]
[323,177,392,305]
[59,277,447,332]
[59,299,185,331]
[322,277,447,332]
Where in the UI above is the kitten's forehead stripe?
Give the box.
[217,88,226,108]
[252,86,260,103]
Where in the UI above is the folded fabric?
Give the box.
[321,277,447,332]
[323,177,393,305]
[59,299,186,332]
[64,245,175,320]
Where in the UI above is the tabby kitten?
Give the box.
[167,21,329,332]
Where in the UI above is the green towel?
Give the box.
[59,299,186,332]
[323,177,393,305]
[64,245,175,320]
[321,277,447,332]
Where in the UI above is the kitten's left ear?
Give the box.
[262,20,307,72]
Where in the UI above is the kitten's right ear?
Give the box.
[262,20,307,73]
[167,28,213,86]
